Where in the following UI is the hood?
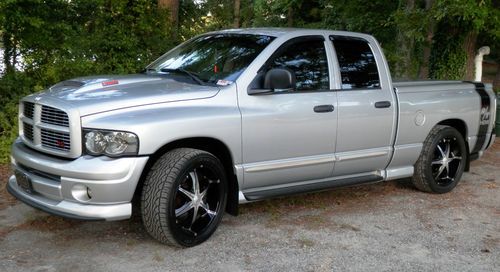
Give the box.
[27,74,220,116]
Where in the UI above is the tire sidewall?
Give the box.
[167,153,227,247]
[423,127,466,193]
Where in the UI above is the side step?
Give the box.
[244,174,383,201]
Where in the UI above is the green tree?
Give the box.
[429,0,499,80]
[0,0,174,162]
[158,0,180,39]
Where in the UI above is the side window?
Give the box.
[331,36,380,90]
[268,38,329,91]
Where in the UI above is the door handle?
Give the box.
[314,104,335,113]
[374,101,391,108]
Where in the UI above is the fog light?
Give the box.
[72,184,92,202]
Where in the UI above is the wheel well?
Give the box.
[437,119,471,171]
[437,119,467,140]
[133,137,239,216]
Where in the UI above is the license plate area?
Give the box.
[15,170,33,193]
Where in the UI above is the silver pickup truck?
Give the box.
[7,28,496,247]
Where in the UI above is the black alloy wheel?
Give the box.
[412,125,467,193]
[141,148,227,247]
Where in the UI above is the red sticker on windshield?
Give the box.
[102,80,119,86]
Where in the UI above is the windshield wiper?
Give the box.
[143,68,157,74]
[160,68,205,86]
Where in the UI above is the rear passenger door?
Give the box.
[330,35,397,177]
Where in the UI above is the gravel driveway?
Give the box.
[1,140,499,272]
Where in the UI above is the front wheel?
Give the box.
[141,148,227,247]
[412,125,467,193]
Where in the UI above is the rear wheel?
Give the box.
[412,125,467,193]
[141,148,227,247]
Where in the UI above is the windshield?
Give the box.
[146,34,275,85]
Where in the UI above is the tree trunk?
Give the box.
[418,0,435,79]
[233,0,241,28]
[158,0,179,38]
[287,6,293,27]
[395,0,415,79]
[463,31,477,81]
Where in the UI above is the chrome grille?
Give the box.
[41,105,69,127]
[41,129,71,151]
[19,101,78,158]
[23,122,34,141]
[24,102,34,119]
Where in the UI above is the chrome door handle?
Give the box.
[374,101,391,108]
[314,104,334,113]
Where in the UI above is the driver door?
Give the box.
[238,36,338,191]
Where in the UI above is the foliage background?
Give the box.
[0,0,499,163]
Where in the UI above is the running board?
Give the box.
[244,174,383,201]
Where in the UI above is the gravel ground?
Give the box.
[0,140,499,272]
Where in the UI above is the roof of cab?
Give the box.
[207,28,374,41]
[210,28,300,37]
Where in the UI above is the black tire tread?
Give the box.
[141,148,208,247]
[412,125,466,193]
[412,126,446,192]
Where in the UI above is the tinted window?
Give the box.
[331,37,380,89]
[268,38,329,91]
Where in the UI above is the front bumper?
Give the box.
[7,139,149,221]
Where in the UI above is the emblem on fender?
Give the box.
[480,106,490,125]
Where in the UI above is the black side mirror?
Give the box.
[248,68,296,95]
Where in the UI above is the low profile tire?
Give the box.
[412,125,467,193]
[141,148,227,247]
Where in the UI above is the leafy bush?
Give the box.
[0,0,176,163]
[0,73,36,163]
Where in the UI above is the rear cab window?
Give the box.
[330,36,380,90]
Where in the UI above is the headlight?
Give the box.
[83,129,139,157]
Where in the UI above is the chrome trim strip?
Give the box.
[243,154,336,173]
[335,150,388,161]
[36,122,70,133]
[20,116,34,125]
[395,143,422,149]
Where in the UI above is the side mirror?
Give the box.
[248,68,296,95]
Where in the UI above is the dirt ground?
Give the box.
[0,140,499,272]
